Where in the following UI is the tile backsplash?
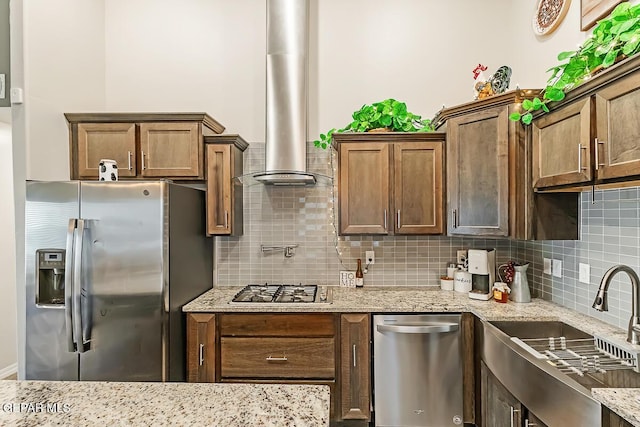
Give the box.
[216,142,513,287]
[515,187,640,330]
[216,141,639,331]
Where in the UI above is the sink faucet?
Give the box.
[592,265,640,345]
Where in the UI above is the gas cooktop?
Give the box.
[229,284,331,305]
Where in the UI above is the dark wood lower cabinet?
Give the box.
[603,407,634,427]
[340,313,370,421]
[481,361,548,427]
[186,313,216,383]
[186,312,371,425]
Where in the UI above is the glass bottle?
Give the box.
[355,259,364,288]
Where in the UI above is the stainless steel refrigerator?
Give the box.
[23,180,212,381]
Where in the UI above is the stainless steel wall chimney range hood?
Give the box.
[252,0,318,186]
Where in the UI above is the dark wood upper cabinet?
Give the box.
[65,113,225,180]
[532,54,640,190]
[532,98,592,189]
[436,90,548,239]
[205,135,248,236]
[595,70,640,181]
[334,132,445,236]
[446,106,509,237]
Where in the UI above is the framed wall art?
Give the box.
[581,0,624,31]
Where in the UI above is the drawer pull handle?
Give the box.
[266,355,288,362]
[199,343,204,366]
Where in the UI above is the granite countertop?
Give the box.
[592,389,640,427]
[0,381,330,427]
[183,285,628,344]
[184,285,640,425]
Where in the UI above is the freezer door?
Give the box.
[78,181,166,381]
[25,181,80,380]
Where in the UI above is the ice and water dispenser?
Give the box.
[36,249,66,306]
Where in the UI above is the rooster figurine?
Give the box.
[472,64,512,100]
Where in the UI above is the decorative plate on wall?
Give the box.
[533,0,572,36]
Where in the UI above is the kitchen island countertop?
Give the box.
[0,381,330,427]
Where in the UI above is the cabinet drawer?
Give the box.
[220,337,335,379]
[219,313,335,337]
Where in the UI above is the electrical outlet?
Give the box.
[553,259,563,278]
[365,250,375,265]
[543,258,552,275]
[339,271,355,288]
[579,262,590,284]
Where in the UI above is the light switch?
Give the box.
[543,258,552,275]
[553,259,562,278]
[579,263,590,284]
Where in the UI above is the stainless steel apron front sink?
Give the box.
[479,320,640,427]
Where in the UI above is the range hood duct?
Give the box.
[253,0,317,186]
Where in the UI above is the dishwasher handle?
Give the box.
[376,322,459,334]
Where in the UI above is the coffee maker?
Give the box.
[467,249,496,300]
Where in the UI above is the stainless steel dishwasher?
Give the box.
[373,314,463,427]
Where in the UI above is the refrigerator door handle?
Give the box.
[65,218,78,352]
[73,219,87,353]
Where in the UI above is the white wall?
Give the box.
[24,0,106,181]
[0,110,16,377]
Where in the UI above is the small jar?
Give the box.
[492,282,510,303]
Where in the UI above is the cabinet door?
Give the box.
[532,98,592,188]
[338,143,390,234]
[340,313,370,421]
[481,361,523,427]
[186,313,216,383]
[447,107,509,236]
[595,71,640,181]
[393,141,443,234]
[139,122,201,178]
[76,123,137,179]
[206,144,232,235]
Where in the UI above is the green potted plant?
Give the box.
[510,2,640,125]
[313,98,434,149]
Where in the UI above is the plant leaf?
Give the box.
[522,99,534,110]
[545,87,565,101]
[522,113,533,125]
[557,50,576,60]
[509,112,522,121]
[603,48,620,67]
